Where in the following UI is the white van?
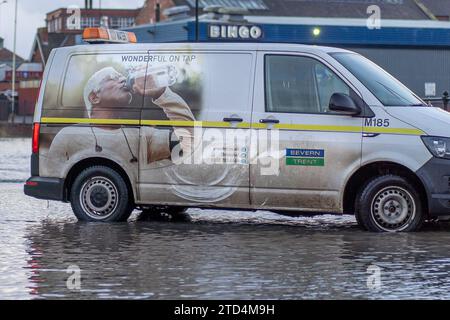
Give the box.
[24,28,450,232]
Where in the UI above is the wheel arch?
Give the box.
[343,161,429,217]
[63,157,137,204]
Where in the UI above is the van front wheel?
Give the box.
[70,166,133,222]
[355,175,424,232]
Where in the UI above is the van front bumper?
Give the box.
[417,158,450,217]
[24,177,65,201]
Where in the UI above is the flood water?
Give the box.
[1,138,450,299]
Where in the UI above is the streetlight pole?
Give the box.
[11,0,17,123]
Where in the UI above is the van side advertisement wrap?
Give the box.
[39,52,279,205]
[43,53,203,120]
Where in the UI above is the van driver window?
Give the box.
[265,55,350,114]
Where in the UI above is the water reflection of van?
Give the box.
[24,28,450,232]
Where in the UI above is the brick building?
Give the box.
[46,7,139,34]
[136,0,178,24]
[31,3,140,66]
[0,37,24,81]
[0,37,25,121]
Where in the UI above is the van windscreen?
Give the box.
[331,52,426,107]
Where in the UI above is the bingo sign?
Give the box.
[208,24,263,40]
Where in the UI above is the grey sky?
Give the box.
[0,0,145,59]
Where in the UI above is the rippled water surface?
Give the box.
[1,138,450,299]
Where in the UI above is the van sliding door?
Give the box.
[138,51,255,208]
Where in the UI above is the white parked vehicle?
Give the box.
[24,28,450,232]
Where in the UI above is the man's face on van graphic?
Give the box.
[90,71,131,108]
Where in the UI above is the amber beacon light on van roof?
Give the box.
[82,27,137,44]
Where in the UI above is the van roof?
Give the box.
[53,42,353,55]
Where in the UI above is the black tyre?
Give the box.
[354,208,367,231]
[70,166,133,222]
[355,175,424,232]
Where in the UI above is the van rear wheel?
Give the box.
[355,175,424,232]
[70,166,133,222]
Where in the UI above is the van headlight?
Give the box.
[422,136,450,159]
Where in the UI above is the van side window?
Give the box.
[58,53,144,119]
[314,63,350,112]
[265,55,350,114]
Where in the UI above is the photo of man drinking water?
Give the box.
[82,66,196,164]
[43,62,197,178]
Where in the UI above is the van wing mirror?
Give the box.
[329,93,361,115]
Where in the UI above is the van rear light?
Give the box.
[32,123,40,154]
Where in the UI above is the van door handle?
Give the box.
[223,117,243,123]
[260,118,280,124]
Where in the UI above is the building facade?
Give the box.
[0,37,24,81]
[46,8,139,33]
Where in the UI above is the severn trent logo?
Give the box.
[286,149,325,167]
